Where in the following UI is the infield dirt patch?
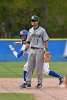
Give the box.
[0,78,67,100]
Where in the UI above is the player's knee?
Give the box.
[43,70,50,75]
[23,64,28,72]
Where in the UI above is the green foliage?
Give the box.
[0,0,67,38]
[46,0,67,38]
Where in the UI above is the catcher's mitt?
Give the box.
[44,52,51,62]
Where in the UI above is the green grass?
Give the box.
[0,62,67,78]
[0,62,24,78]
[50,62,67,76]
[0,93,35,100]
[0,62,67,100]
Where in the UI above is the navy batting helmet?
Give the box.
[20,30,28,36]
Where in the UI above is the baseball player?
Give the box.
[9,30,64,88]
[22,15,49,88]
[43,51,64,85]
[9,30,29,84]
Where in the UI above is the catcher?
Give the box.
[43,50,64,85]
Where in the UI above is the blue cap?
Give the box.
[20,30,28,36]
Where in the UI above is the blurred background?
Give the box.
[0,0,67,62]
[0,0,67,80]
[0,0,67,38]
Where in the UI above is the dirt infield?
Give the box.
[0,78,67,100]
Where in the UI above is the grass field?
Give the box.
[0,62,67,78]
[0,93,35,100]
[0,62,67,100]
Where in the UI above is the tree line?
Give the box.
[0,0,67,38]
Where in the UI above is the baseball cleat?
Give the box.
[20,83,27,88]
[36,83,42,88]
[20,83,31,88]
[9,45,15,51]
[27,83,31,88]
[59,77,64,85]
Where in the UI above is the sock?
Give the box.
[23,71,27,83]
[49,70,62,78]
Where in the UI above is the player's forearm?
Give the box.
[17,51,23,57]
[24,43,30,51]
[12,50,18,58]
[23,43,30,57]
[13,50,23,58]
[44,40,48,51]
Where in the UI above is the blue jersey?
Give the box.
[17,50,23,57]
[17,44,30,58]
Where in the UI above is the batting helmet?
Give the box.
[20,30,28,36]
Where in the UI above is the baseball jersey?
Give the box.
[13,44,30,58]
[26,27,49,49]
[20,44,30,55]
